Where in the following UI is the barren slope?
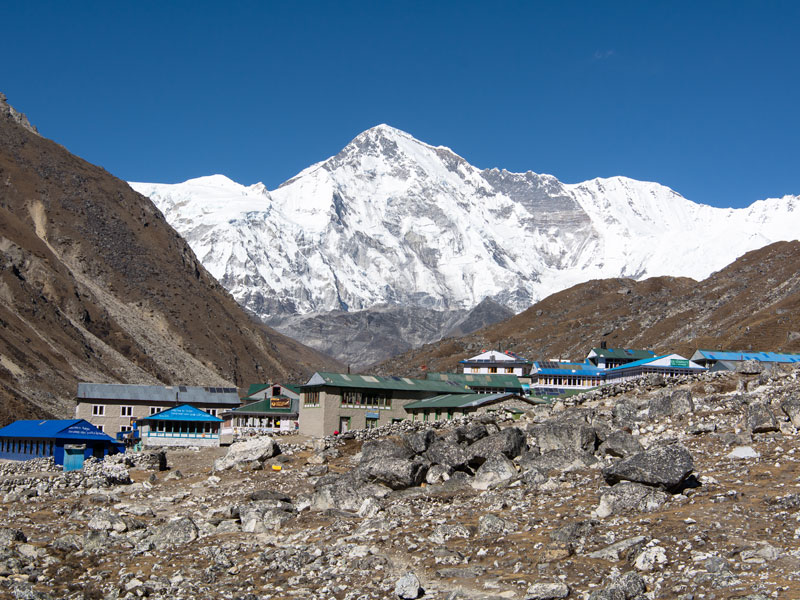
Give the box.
[0,95,340,423]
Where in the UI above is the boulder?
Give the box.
[549,520,597,553]
[472,454,517,490]
[586,535,648,562]
[239,499,294,532]
[478,513,515,537]
[357,458,426,490]
[466,427,527,465]
[88,510,128,533]
[520,449,597,473]
[669,389,695,415]
[429,523,471,544]
[597,431,643,458]
[0,529,26,548]
[404,429,436,454]
[424,440,468,470]
[528,422,596,453]
[394,572,422,599]
[746,403,779,433]
[453,423,489,445]
[524,582,570,600]
[360,438,415,463]
[425,464,454,485]
[153,517,198,549]
[595,482,670,518]
[602,444,694,492]
[213,437,280,471]
[780,398,800,428]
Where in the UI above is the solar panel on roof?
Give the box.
[362,376,379,383]
[179,386,187,392]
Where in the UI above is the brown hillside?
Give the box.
[0,95,341,424]
[375,241,800,376]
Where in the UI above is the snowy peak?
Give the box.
[130,125,800,328]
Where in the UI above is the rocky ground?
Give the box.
[2,364,800,600]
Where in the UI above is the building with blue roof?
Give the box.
[690,350,800,371]
[0,419,122,471]
[136,404,224,448]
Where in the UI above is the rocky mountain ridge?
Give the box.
[376,241,800,377]
[2,364,800,599]
[131,124,799,367]
[0,94,340,424]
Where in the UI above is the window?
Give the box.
[92,405,105,417]
[120,425,132,433]
[150,406,161,415]
[207,408,218,417]
[489,367,497,374]
[96,424,104,432]
[304,391,320,407]
[120,406,133,417]
[505,368,514,374]
[365,417,379,430]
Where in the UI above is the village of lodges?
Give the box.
[3,345,800,469]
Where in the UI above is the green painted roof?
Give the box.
[404,392,531,410]
[426,372,523,389]
[246,383,270,396]
[230,397,298,415]
[303,372,475,394]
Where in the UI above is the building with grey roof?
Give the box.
[75,383,240,438]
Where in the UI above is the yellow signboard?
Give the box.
[270,397,291,409]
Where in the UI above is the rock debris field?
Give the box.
[3,365,800,599]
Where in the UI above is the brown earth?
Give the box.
[374,241,800,377]
[0,95,341,424]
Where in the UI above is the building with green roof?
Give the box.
[425,372,524,394]
[404,392,540,423]
[299,372,475,437]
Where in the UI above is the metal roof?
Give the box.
[425,372,523,389]
[246,383,270,397]
[228,397,299,415]
[606,355,704,372]
[588,348,656,360]
[404,392,530,410]
[691,350,800,363]
[139,404,222,422]
[77,383,241,406]
[302,372,475,394]
[531,361,604,376]
[0,419,117,442]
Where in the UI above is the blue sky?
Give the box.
[2,1,798,208]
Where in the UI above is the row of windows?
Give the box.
[341,390,392,409]
[470,367,516,374]
[304,391,320,407]
[536,376,601,387]
[149,421,219,434]
[1,439,55,455]
[90,405,218,417]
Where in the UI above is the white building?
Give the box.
[459,350,531,376]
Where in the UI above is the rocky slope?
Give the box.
[2,364,799,599]
[375,241,800,377]
[0,94,340,424]
[131,126,799,365]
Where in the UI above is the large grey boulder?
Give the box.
[239,499,294,532]
[153,517,198,549]
[472,454,517,490]
[528,422,596,453]
[745,403,779,433]
[360,438,415,463]
[520,449,597,473]
[602,444,694,492]
[213,437,280,471]
[138,450,167,471]
[595,482,670,518]
[451,423,489,445]
[404,429,436,454]
[648,389,694,419]
[424,440,468,470]
[597,431,644,458]
[466,427,527,465]
[358,458,426,490]
[736,359,763,375]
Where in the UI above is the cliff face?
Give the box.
[0,94,340,424]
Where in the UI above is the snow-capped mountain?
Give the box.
[130,124,799,358]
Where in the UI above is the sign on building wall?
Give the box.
[269,397,291,409]
[670,359,690,367]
